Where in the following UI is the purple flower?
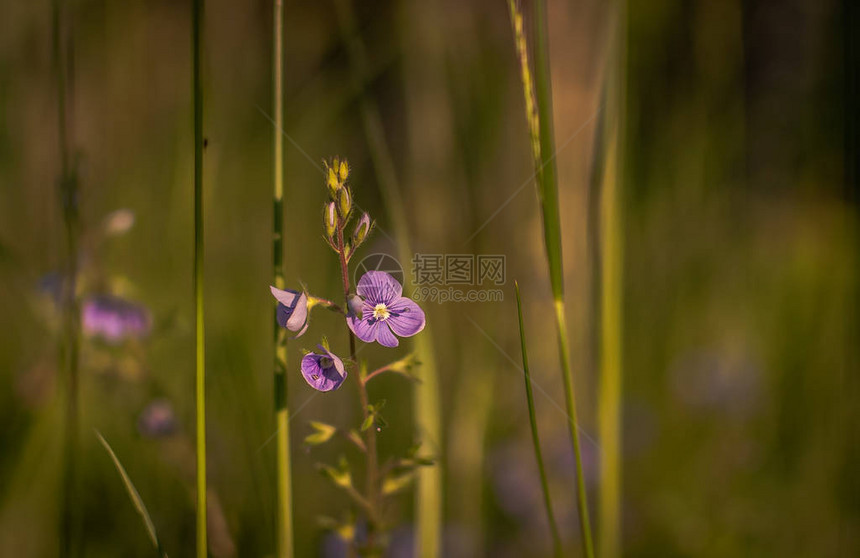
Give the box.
[270,286,309,337]
[300,346,347,392]
[347,271,425,348]
[82,294,151,343]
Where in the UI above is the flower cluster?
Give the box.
[269,157,429,553]
[270,158,425,392]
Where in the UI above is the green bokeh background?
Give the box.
[0,0,856,556]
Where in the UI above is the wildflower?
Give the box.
[138,399,177,438]
[270,286,309,337]
[301,345,348,392]
[81,294,151,343]
[347,271,425,348]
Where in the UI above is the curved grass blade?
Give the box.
[506,1,594,556]
[95,431,168,558]
[515,283,563,558]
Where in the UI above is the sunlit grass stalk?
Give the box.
[597,2,627,556]
[52,0,80,553]
[333,1,443,555]
[271,1,294,557]
[96,431,168,558]
[515,283,563,558]
[506,1,594,556]
[192,0,207,555]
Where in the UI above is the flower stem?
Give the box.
[192,0,207,555]
[332,2,443,552]
[336,223,379,551]
[272,1,294,556]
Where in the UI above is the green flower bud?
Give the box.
[324,201,337,238]
[337,187,352,220]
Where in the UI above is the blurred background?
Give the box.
[0,0,857,556]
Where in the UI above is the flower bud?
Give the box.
[347,294,364,318]
[324,201,337,238]
[352,212,371,246]
[338,160,349,182]
[336,188,352,220]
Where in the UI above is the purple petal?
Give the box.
[300,352,347,392]
[286,292,309,331]
[356,271,402,305]
[376,324,400,348]
[387,297,426,337]
[348,315,379,343]
[270,286,300,307]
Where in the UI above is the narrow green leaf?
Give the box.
[514,284,562,558]
[95,431,167,558]
[305,421,337,446]
[382,471,415,496]
[360,414,374,433]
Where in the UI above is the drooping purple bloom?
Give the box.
[347,271,425,348]
[81,294,151,343]
[300,345,347,392]
[270,286,309,338]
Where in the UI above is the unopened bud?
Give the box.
[324,201,337,238]
[352,212,372,246]
[338,160,349,182]
[337,188,352,220]
[347,294,364,318]
[326,165,339,194]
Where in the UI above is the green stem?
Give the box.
[272,1,294,556]
[192,0,207,555]
[332,3,443,554]
[336,222,380,552]
[52,0,80,553]
[515,283,563,558]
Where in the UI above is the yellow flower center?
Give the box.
[372,303,390,321]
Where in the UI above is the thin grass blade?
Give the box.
[515,282,563,558]
[95,431,168,558]
[272,0,294,556]
[597,2,627,556]
[507,0,595,555]
[192,0,207,555]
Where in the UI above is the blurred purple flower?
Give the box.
[347,271,425,348]
[81,294,151,343]
[270,286,309,338]
[301,345,347,392]
[138,399,177,438]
